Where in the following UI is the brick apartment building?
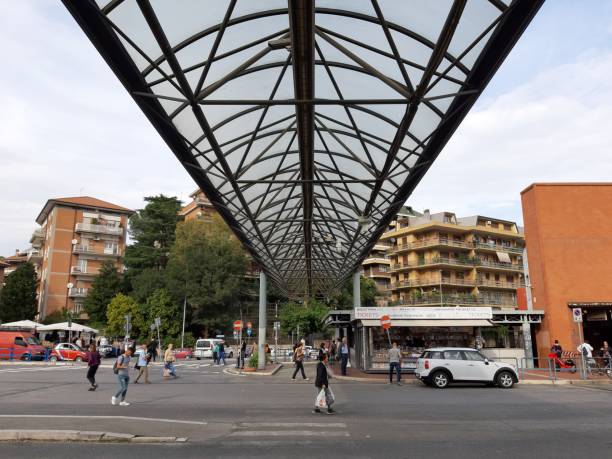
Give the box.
[32,197,133,319]
[522,183,612,360]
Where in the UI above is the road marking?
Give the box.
[0,415,207,425]
[238,422,346,428]
[0,366,82,373]
[229,430,349,437]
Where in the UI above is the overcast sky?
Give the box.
[1,1,612,256]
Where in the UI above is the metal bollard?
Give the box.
[9,347,13,362]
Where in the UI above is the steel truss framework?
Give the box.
[62,0,542,296]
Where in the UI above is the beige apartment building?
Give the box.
[179,189,217,222]
[32,197,133,319]
[381,210,526,308]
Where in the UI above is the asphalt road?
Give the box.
[1,360,612,458]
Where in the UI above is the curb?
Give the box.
[0,430,188,443]
[224,364,283,377]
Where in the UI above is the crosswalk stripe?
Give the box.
[238,422,346,428]
[229,430,349,437]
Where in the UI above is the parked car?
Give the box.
[193,339,234,359]
[0,330,47,361]
[98,344,120,358]
[50,343,88,362]
[415,347,518,389]
[174,348,193,359]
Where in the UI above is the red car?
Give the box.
[173,348,193,360]
[50,343,88,362]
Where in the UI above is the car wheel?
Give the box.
[431,370,450,389]
[196,357,201,360]
[496,371,515,389]
[49,355,58,362]
[75,356,83,362]
[22,354,32,361]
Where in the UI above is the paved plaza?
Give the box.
[1,360,612,458]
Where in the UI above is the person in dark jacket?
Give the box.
[85,343,101,391]
[313,352,334,415]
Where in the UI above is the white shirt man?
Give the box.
[577,342,594,358]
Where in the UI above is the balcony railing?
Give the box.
[27,250,42,261]
[477,279,525,289]
[68,287,88,298]
[473,242,523,254]
[392,238,523,254]
[75,222,122,235]
[73,244,121,256]
[70,266,99,276]
[391,277,475,289]
[389,295,518,308]
[476,259,523,271]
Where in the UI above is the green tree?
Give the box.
[124,195,182,275]
[0,262,38,322]
[279,299,329,337]
[105,293,144,339]
[165,216,247,335]
[329,275,378,309]
[143,289,181,342]
[84,260,122,324]
[130,268,166,304]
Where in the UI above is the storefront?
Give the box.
[351,307,494,372]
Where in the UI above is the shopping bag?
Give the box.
[162,366,171,377]
[315,389,327,409]
[325,387,335,407]
[346,359,351,368]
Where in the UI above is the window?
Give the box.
[462,351,486,361]
[14,337,27,347]
[26,337,40,345]
[443,350,464,360]
[423,351,443,359]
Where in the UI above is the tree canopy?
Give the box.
[84,260,122,324]
[329,275,378,309]
[0,262,38,322]
[105,293,144,339]
[279,299,330,338]
[124,195,182,274]
[165,216,247,335]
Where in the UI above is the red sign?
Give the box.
[233,320,243,331]
[380,315,392,330]
[246,322,253,329]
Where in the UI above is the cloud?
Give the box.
[0,2,196,255]
[409,50,612,224]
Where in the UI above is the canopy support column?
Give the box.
[353,270,361,308]
[258,271,267,370]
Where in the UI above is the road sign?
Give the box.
[572,308,583,323]
[273,321,281,330]
[233,320,243,331]
[380,315,392,330]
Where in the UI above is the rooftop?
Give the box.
[36,196,134,224]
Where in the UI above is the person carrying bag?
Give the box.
[313,352,335,415]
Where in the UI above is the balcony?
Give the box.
[391,277,475,289]
[27,250,42,262]
[475,259,524,272]
[70,266,99,276]
[73,244,121,257]
[473,242,523,254]
[75,222,122,235]
[477,279,525,290]
[394,237,472,253]
[29,229,44,248]
[391,257,474,271]
[390,295,518,308]
[68,287,88,298]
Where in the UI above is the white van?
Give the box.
[194,339,234,360]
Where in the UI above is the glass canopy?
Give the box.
[62,0,543,296]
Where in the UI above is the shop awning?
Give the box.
[496,252,512,263]
[361,320,493,327]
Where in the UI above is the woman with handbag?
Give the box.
[313,352,335,415]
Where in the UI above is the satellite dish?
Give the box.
[71,239,78,245]
[67,283,74,289]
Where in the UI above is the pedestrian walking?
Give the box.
[148,340,158,362]
[213,342,219,365]
[578,340,595,374]
[218,341,227,366]
[601,341,611,368]
[134,344,151,384]
[313,352,334,415]
[340,337,349,376]
[112,346,134,406]
[85,343,100,391]
[330,340,337,365]
[164,343,177,378]
[388,342,402,385]
[292,342,309,380]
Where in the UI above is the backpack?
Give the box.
[113,354,124,374]
[581,345,588,357]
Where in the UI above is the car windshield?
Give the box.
[26,336,40,345]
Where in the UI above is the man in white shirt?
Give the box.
[577,340,595,374]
